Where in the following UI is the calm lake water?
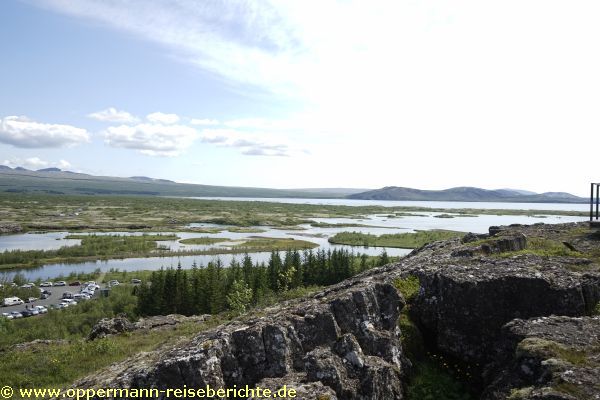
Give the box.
[0,197,587,281]
[183,196,591,211]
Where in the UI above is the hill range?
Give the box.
[0,166,587,203]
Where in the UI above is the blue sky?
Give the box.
[1,0,599,195]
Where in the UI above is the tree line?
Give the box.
[136,249,391,316]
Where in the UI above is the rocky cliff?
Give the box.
[76,222,600,399]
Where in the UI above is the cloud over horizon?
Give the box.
[104,122,198,157]
[146,112,180,124]
[88,107,139,123]
[0,116,90,148]
[3,157,72,170]
[200,128,296,157]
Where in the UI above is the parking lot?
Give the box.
[1,284,100,315]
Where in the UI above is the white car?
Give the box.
[34,306,48,314]
[21,283,33,289]
[62,299,77,305]
[3,297,24,306]
[1,312,13,320]
[54,281,67,286]
[39,282,53,287]
[10,311,23,318]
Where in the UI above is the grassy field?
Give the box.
[0,234,320,270]
[231,237,319,251]
[0,193,586,235]
[328,230,465,249]
[178,237,230,245]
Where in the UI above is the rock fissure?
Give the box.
[77,222,600,399]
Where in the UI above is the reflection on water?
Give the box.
[0,197,587,281]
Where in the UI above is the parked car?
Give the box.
[55,303,67,309]
[34,305,48,314]
[131,278,142,284]
[21,283,33,289]
[109,280,120,287]
[39,282,53,287]
[61,292,74,299]
[41,289,52,295]
[29,308,39,316]
[10,311,23,318]
[69,281,81,286]
[72,294,90,301]
[40,293,50,300]
[25,297,38,303]
[3,297,24,306]
[54,281,67,286]
[1,312,13,319]
[21,309,34,317]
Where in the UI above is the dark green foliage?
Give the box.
[0,234,176,269]
[136,249,393,316]
[396,274,474,400]
[394,275,421,303]
[0,285,137,350]
[329,230,465,249]
[406,359,474,400]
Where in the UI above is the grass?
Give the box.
[394,275,421,302]
[231,237,319,251]
[0,275,328,390]
[505,238,582,258]
[226,227,266,233]
[329,230,465,249]
[178,237,230,245]
[0,321,208,390]
[516,338,588,366]
[0,232,321,270]
[65,234,179,241]
[406,359,475,400]
[0,234,179,269]
[394,274,475,400]
[0,193,585,236]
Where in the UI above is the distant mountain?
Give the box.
[500,188,537,196]
[0,166,587,203]
[288,188,371,196]
[348,186,587,203]
[37,167,62,172]
[0,168,345,198]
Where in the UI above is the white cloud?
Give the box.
[104,123,198,156]
[146,112,180,124]
[26,1,600,194]
[190,118,220,126]
[0,116,90,148]
[87,107,139,123]
[200,128,296,157]
[57,159,72,169]
[3,157,74,170]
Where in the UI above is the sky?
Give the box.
[0,0,598,196]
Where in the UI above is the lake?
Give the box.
[0,197,587,281]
